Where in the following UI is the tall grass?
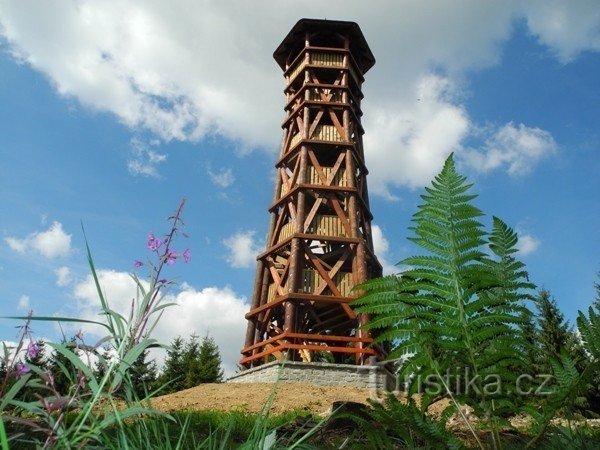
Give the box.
[0,200,322,449]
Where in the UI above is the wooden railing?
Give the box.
[287,124,345,152]
[310,52,344,67]
[302,269,353,296]
[278,221,295,242]
[287,51,358,84]
[308,89,343,102]
[306,214,348,238]
[311,124,343,142]
[267,269,353,301]
[308,166,347,186]
[240,332,374,365]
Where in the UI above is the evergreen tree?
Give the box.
[594,273,600,313]
[536,289,570,365]
[129,350,158,398]
[47,337,80,394]
[158,336,185,393]
[197,334,224,383]
[0,357,6,379]
[183,333,202,388]
[93,346,115,394]
[520,308,538,370]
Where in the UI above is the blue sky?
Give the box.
[0,2,598,372]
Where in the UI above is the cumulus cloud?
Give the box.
[462,123,558,176]
[17,295,30,311]
[127,137,167,177]
[71,269,248,374]
[517,232,541,256]
[55,266,72,287]
[0,1,596,193]
[520,0,600,63]
[5,221,72,258]
[371,224,398,275]
[222,230,261,269]
[365,75,470,193]
[208,167,235,188]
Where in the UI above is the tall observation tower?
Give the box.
[239,19,385,373]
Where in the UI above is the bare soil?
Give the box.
[150,382,379,415]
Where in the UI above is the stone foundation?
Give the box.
[227,360,395,391]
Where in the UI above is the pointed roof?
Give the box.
[273,18,375,74]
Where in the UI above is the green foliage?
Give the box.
[578,307,600,361]
[594,273,600,313]
[128,349,158,398]
[182,333,202,387]
[519,307,538,372]
[160,336,186,393]
[536,289,570,364]
[197,334,224,384]
[355,155,535,448]
[160,333,224,393]
[47,337,80,394]
[343,395,465,449]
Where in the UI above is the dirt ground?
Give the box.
[150,382,379,415]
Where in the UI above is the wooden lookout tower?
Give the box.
[240,19,383,369]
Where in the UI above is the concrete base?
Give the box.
[227,360,395,391]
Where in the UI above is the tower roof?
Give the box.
[273,18,376,74]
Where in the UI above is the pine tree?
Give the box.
[197,334,224,384]
[129,350,157,398]
[93,346,113,382]
[158,336,185,393]
[594,273,600,313]
[536,289,570,364]
[520,308,538,370]
[183,333,202,388]
[47,337,80,394]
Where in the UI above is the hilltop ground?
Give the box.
[150,382,379,415]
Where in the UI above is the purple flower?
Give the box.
[75,329,84,341]
[26,340,40,360]
[133,260,144,269]
[13,363,30,378]
[165,249,178,265]
[147,233,163,251]
[183,249,191,263]
[158,279,168,285]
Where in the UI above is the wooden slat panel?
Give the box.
[310,125,343,142]
[301,268,353,296]
[310,52,344,68]
[308,167,347,186]
[277,221,295,244]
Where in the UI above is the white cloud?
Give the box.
[17,295,30,311]
[520,0,600,63]
[365,75,470,193]
[208,167,235,188]
[71,269,248,374]
[127,137,167,177]
[0,1,596,192]
[222,230,261,269]
[55,266,72,287]
[371,224,398,276]
[462,122,558,176]
[5,221,72,259]
[517,233,541,257]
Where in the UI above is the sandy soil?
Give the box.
[150,382,378,415]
